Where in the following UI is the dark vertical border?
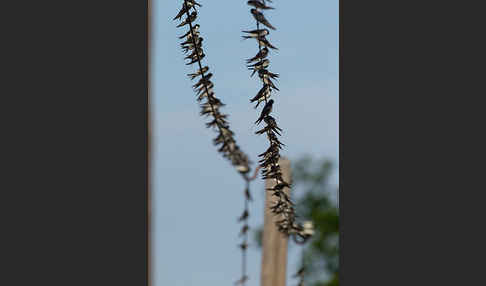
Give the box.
[147,0,153,285]
[2,1,149,285]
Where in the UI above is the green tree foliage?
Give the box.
[254,156,339,286]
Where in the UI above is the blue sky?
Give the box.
[151,0,338,285]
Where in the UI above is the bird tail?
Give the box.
[263,21,276,30]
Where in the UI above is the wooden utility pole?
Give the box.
[260,157,291,286]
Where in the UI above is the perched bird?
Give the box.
[185,53,204,65]
[293,267,305,278]
[253,90,271,109]
[238,210,249,222]
[251,8,276,30]
[267,181,291,191]
[248,59,270,76]
[180,36,202,46]
[235,164,249,173]
[241,28,269,39]
[247,58,269,68]
[260,72,279,91]
[264,115,282,133]
[267,131,285,148]
[205,114,227,129]
[239,225,249,236]
[234,275,249,286]
[173,3,191,21]
[246,47,269,63]
[257,36,278,50]
[245,188,253,201]
[176,11,197,28]
[195,82,214,95]
[184,49,203,60]
[207,96,224,107]
[197,88,214,101]
[186,0,202,7]
[250,84,270,103]
[181,42,202,54]
[187,66,209,80]
[238,242,248,250]
[178,24,199,39]
[258,69,279,80]
[255,99,274,124]
[193,73,213,89]
[247,0,275,10]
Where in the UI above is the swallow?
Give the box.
[187,66,209,80]
[197,89,214,101]
[193,73,212,88]
[242,28,269,39]
[245,188,253,201]
[248,59,270,76]
[236,164,249,173]
[258,144,279,158]
[219,140,235,153]
[239,225,249,237]
[213,133,225,145]
[257,36,278,50]
[218,141,237,154]
[173,3,191,21]
[260,153,280,167]
[255,99,274,124]
[186,0,202,7]
[195,82,214,96]
[181,42,202,54]
[176,11,197,28]
[271,189,288,200]
[253,93,271,109]
[185,49,203,61]
[207,95,224,106]
[264,115,282,132]
[247,58,269,68]
[262,172,283,181]
[255,125,279,136]
[251,84,272,108]
[265,77,279,91]
[258,69,279,80]
[266,181,291,191]
[238,210,249,222]
[262,167,283,180]
[267,131,285,148]
[259,72,279,90]
[270,200,285,213]
[220,127,234,137]
[181,36,203,48]
[250,84,270,103]
[205,114,227,128]
[185,53,204,65]
[247,0,275,10]
[178,24,200,39]
[234,275,248,286]
[180,35,202,46]
[293,267,305,278]
[251,9,276,30]
[246,47,268,63]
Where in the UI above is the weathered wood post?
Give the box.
[260,157,291,286]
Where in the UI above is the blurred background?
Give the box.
[151,0,338,285]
